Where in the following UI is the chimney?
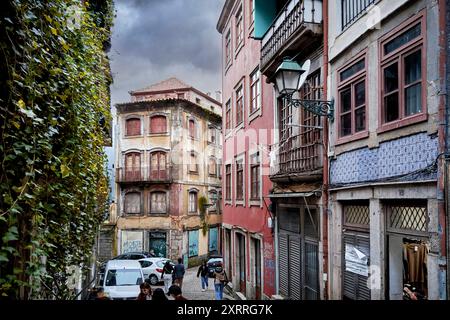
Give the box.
[215,90,222,102]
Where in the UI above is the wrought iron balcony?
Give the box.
[116,166,172,184]
[260,0,323,76]
[270,132,323,182]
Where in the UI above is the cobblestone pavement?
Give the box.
[153,266,232,300]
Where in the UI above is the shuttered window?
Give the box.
[125,152,141,181]
[189,191,197,213]
[125,192,141,214]
[150,115,167,134]
[150,152,167,180]
[208,157,217,176]
[189,152,198,173]
[125,118,141,136]
[150,192,167,214]
[343,232,371,300]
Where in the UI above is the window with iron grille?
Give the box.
[235,159,244,201]
[225,164,231,200]
[236,85,244,126]
[343,203,370,229]
[341,0,377,31]
[387,203,428,234]
[250,152,260,200]
[250,68,261,114]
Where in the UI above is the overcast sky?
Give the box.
[109,0,225,108]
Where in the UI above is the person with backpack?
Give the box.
[213,263,228,300]
[161,259,174,295]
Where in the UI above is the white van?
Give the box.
[101,260,144,300]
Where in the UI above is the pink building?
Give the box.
[217,0,275,299]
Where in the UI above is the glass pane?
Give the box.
[340,59,365,82]
[404,50,421,85]
[340,88,351,112]
[384,92,399,122]
[354,81,365,107]
[384,23,421,55]
[405,83,422,116]
[384,63,398,93]
[340,113,352,137]
[304,209,318,239]
[355,107,365,132]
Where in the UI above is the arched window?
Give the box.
[208,190,218,211]
[150,151,167,180]
[188,119,196,138]
[124,192,141,214]
[150,191,167,214]
[124,152,141,181]
[125,118,141,136]
[188,190,198,213]
[208,157,217,176]
[150,115,167,134]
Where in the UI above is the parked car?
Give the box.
[101,260,144,300]
[206,255,223,278]
[99,251,155,273]
[138,257,174,285]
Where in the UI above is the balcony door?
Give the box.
[125,152,141,181]
[150,151,167,181]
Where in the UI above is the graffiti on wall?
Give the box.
[122,240,142,253]
[188,230,199,257]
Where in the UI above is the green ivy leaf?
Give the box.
[60,164,70,178]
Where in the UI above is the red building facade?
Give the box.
[217,0,275,299]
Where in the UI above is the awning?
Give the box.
[267,192,317,198]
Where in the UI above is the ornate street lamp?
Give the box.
[273,57,334,120]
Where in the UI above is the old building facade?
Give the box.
[327,0,447,300]
[114,78,223,266]
[217,0,276,299]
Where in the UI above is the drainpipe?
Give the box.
[438,0,448,300]
[322,0,330,301]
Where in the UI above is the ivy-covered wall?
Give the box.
[0,0,114,299]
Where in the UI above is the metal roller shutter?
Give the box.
[279,233,289,297]
[289,236,302,300]
[343,232,370,300]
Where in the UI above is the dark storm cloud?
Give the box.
[110,0,225,106]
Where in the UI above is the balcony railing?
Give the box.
[341,0,377,30]
[261,0,322,71]
[116,166,172,183]
[270,132,323,180]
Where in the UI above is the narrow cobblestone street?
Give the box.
[153,267,231,300]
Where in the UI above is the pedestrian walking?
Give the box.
[168,284,188,300]
[213,264,228,300]
[197,260,209,292]
[136,282,152,300]
[151,288,168,301]
[172,257,185,289]
[161,259,174,295]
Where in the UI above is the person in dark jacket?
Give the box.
[168,284,188,300]
[152,288,168,301]
[197,260,209,292]
[173,257,185,289]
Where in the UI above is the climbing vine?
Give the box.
[198,195,209,236]
[0,0,113,299]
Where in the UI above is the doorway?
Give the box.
[236,232,246,294]
[251,237,262,299]
[149,231,167,258]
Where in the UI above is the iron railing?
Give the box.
[261,0,322,69]
[341,0,377,30]
[116,166,172,183]
[271,132,323,177]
